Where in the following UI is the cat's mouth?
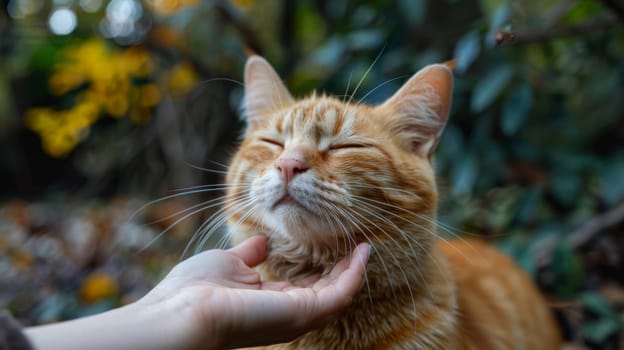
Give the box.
[271,192,315,214]
[272,193,299,209]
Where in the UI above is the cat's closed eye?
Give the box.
[259,138,283,148]
[328,143,366,151]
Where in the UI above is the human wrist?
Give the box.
[136,288,225,350]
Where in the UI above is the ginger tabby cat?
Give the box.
[225,56,561,349]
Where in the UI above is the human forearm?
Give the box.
[24,300,216,350]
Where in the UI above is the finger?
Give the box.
[314,242,370,306]
[219,244,370,348]
[313,242,370,290]
[228,235,268,267]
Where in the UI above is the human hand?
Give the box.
[138,235,370,349]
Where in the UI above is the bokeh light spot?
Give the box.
[48,7,77,35]
[79,0,103,13]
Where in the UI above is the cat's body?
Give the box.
[225,56,561,349]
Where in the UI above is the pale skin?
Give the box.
[24,235,370,350]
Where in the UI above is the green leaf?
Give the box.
[485,5,511,48]
[346,29,384,50]
[451,152,479,195]
[549,171,581,206]
[454,31,480,73]
[398,0,427,26]
[311,36,346,67]
[600,154,624,205]
[471,65,514,113]
[581,291,620,344]
[479,0,508,18]
[515,186,542,224]
[564,0,604,24]
[517,247,537,277]
[295,2,327,51]
[582,291,618,317]
[501,84,532,136]
[583,318,621,344]
[550,243,584,298]
[489,4,510,29]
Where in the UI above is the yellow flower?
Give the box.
[80,272,119,304]
[25,101,100,157]
[129,83,161,124]
[26,38,163,157]
[167,62,198,95]
[49,70,87,95]
[25,108,60,134]
[138,83,161,107]
[105,94,130,117]
[118,47,153,77]
[50,39,155,119]
[43,132,79,158]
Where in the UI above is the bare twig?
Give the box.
[567,201,624,248]
[536,201,624,267]
[496,17,620,46]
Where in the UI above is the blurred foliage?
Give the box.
[1,0,624,347]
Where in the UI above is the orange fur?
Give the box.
[225,56,561,349]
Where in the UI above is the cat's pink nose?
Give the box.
[275,157,309,184]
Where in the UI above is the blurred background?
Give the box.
[0,0,623,348]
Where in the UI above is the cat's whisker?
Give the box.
[145,194,241,226]
[347,183,422,198]
[224,202,259,245]
[138,194,247,255]
[348,44,386,104]
[323,206,375,306]
[195,197,255,252]
[182,193,252,256]
[356,75,410,105]
[168,183,248,194]
[126,183,249,228]
[315,206,342,268]
[196,77,244,87]
[329,203,403,306]
[342,71,353,103]
[184,162,233,175]
[203,158,231,169]
[344,203,424,317]
[350,197,453,287]
[351,194,478,264]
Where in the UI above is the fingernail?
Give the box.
[361,243,371,262]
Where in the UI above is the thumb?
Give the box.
[228,235,269,267]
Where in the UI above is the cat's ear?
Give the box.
[244,56,294,132]
[378,64,453,158]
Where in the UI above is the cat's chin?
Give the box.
[265,230,348,279]
[275,217,341,243]
[271,197,312,216]
[267,205,345,240]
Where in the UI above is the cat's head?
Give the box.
[226,56,452,274]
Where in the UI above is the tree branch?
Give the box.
[536,201,624,267]
[497,17,620,45]
[567,201,624,248]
